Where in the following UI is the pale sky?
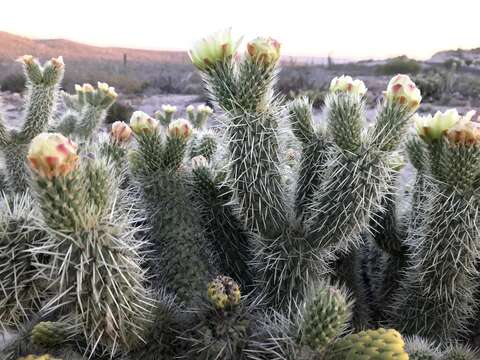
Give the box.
[1,0,479,60]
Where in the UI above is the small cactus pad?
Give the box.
[298,286,351,351]
[31,321,68,347]
[327,328,408,360]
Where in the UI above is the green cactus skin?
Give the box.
[142,170,211,303]
[0,193,45,329]
[325,328,409,360]
[366,164,408,322]
[372,137,427,323]
[30,156,154,356]
[30,321,69,348]
[2,134,31,194]
[190,165,252,287]
[404,336,441,360]
[131,131,212,303]
[0,318,86,360]
[391,137,480,341]
[0,111,8,148]
[296,284,352,352]
[186,105,213,130]
[0,57,64,193]
[82,155,110,214]
[20,58,64,142]
[154,108,175,127]
[99,135,129,181]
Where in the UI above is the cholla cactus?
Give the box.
[155,104,177,126]
[186,104,213,129]
[0,193,45,329]
[306,74,416,254]
[129,111,211,303]
[0,55,64,193]
[190,157,251,285]
[6,31,480,360]
[55,82,117,140]
[26,132,154,356]
[182,276,251,359]
[390,109,480,341]
[100,121,133,174]
[191,28,420,313]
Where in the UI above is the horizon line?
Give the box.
[4,29,478,63]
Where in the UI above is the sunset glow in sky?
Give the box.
[1,0,479,60]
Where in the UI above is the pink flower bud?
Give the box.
[247,37,281,65]
[129,111,159,135]
[111,121,133,143]
[27,133,79,179]
[189,28,242,71]
[168,118,193,140]
[330,75,367,96]
[385,74,422,111]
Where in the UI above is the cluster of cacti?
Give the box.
[1,28,480,360]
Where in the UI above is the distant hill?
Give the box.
[0,31,339,66]
[0,31,189,64]
[429,47,480,64]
